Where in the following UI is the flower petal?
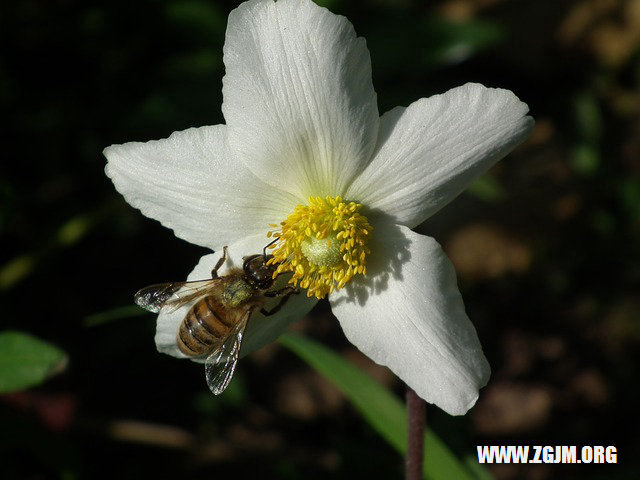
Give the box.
[155,233,317,361]
[104,125,299,249]
[329,223,490,415]
[222,0,379,198]
[346,83,534,228]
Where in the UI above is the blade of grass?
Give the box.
[83,305,148,327]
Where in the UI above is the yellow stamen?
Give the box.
[268,196,373,299]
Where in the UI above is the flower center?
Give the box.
[268,196,372,299]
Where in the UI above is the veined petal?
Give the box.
[104,125,299,250]
[346,83,534,228]
[155,233,317,361]
[222,0,379,198]
[329,224,490,415]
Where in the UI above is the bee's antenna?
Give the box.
[263,238,278,259]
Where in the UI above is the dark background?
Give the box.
[1,0,639,478]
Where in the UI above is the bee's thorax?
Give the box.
[222,278,255,307]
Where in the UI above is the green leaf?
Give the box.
[0,331,67,393]
[464,454,495,480]
[421,17,505,68]
[164,0,225,36]
[0,253,37,290]
[571,143,600,176]
[279,333,488,480]
[467,175,507,202]
[368,14,504,79]
[313,0,341,8]
[574,92,602,142]
[83,305,148,327]
[55,214,94,246]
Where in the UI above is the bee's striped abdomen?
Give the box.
[177,296,234,356]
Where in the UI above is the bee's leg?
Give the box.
[260,286,299,316]
[262,237,278,259]
[264,285,299,298]
[211,246,228,278]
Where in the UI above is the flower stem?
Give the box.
[406,387,425,480]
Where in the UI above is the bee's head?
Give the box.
[243,253,277,290]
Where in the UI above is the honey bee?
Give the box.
[134,242,298,394]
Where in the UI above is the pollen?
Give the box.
[268,196,372,299]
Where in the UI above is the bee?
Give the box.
[134,242,298,395]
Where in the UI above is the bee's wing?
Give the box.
[134,279,220,313]
[204,311,250,395]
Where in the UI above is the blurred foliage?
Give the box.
[0,331,67,393]
[83,305,148,328]
[1,0,640,479]
[280,333,482,480]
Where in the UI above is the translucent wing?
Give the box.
[134,279,220,313]
[204,312,250,395]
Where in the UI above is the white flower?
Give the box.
[104,0,533,415]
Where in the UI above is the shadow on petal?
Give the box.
[330,211,412,307]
